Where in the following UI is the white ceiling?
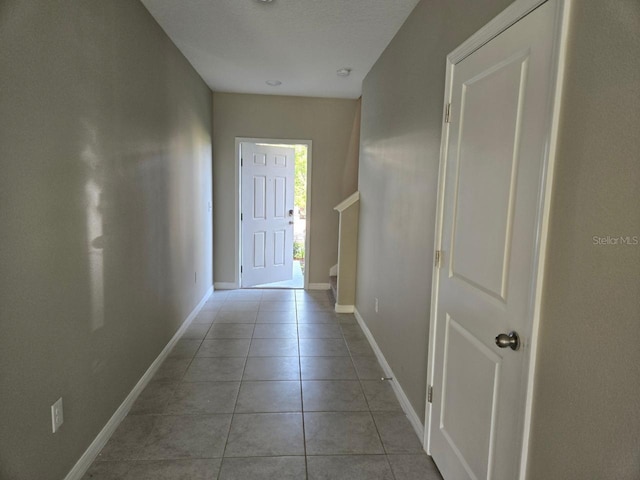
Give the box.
[140,0,420,99]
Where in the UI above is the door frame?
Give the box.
[234,137,313,289]
[423,0,572,478]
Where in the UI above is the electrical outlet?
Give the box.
[51,397,64,433]
[374,298,379,313]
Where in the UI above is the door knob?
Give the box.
[289,221,294,225]
[495,331,520,351]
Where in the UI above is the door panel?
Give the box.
[241,143,295,287]
[441,315,502,480]
[274,176,286,218]
[274,229,286,266]
[253,176,266,220]
[253,152,266,166]
[450,52,528,301]
[252,232,266,268]
[429,3,559,480]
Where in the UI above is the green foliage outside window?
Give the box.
[293,240,305,260]
[294,145,307,214]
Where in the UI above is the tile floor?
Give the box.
[84,289,443,480]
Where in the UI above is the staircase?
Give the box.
[331,191,359,313]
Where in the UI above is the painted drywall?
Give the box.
[356,0,512,423]
[527,1,640,478]
[0,2,212,479]
[212,93,360,286]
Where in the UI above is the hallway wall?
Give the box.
[356,0,511,424]
[528,1,640,478]
[212,93,360,287]
[0,2,213,478]
[357,0,639,476]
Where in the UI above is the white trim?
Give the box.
[520,0,571,477]
[64,286,213,480]
[424,0,570,477]
[334,304,354,313]
[448,0,549,64]
[333,191,360,212]
[329,264,338,277]
[354,308,425,442]
[307,283,331,290]
[214,281,239,290]
[424,25,455,456]
[235,138,313,291]
[235,140,240,289]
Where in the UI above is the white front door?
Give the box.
[429,2,560,479]
[241,143,295,287]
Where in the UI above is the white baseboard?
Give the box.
[354,308,425,443]
[329,264,338,276]
[64,286,213,480]
[335,304,354,313]
[308,283,331,290]
[214,282,238,290]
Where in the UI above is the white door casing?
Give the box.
[426,1,569,479]
[241,143,295,287]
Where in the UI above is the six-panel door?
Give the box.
[241,143,295,287]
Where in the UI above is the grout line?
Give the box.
[176,322,213,381]
[343,321,390,459]
[386,454,400,480]
[296,296,310,480]
[214,455,224,480]
[219,350,249,462]
[93,308,419,477]
[125,320,217,461]
[93,452,419,465]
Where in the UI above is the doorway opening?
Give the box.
[236,138,311,290]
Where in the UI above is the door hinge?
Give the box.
[241,157,243,167]
[434,250,442,268]
[241,213,243,221]
[428,385,433,403]
[444,103,451,123]
[240,265,243,273]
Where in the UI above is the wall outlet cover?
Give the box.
[51,397,64,433]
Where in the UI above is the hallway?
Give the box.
[84,290,441,479]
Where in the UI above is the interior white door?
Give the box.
[429,2,559,479]
[241,143,295,287]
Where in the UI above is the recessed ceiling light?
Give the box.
[266,80,282,86]
[256,0,274,3]
[336,68,352,77]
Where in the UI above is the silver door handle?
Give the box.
[289,221,294,225]
[495,331,520,351]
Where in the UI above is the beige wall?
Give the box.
[0,2,213,479]
[212,93,360,286]
[528,1,640,478]
[356,0,512,423]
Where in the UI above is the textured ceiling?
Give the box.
[140,0,420,99]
